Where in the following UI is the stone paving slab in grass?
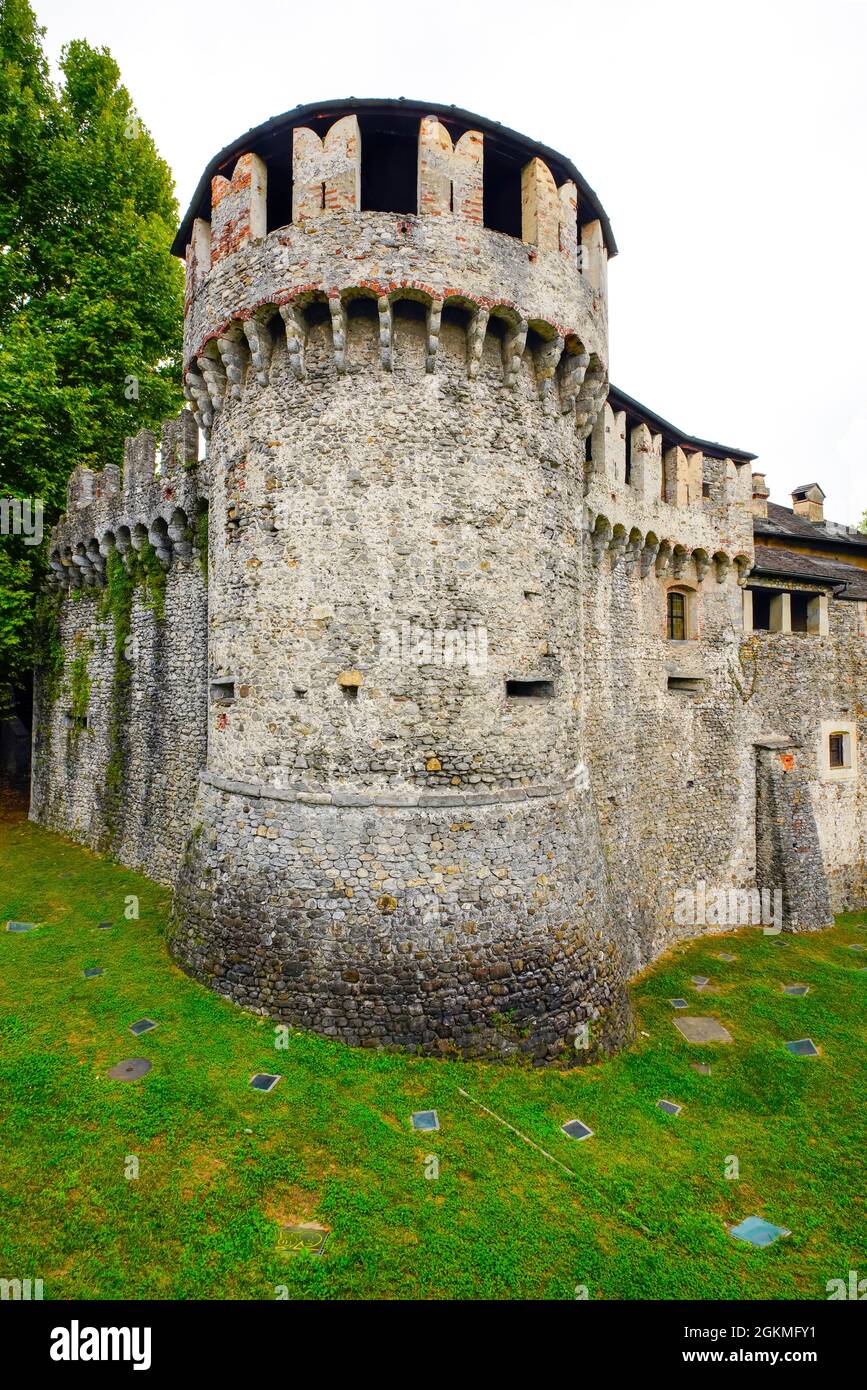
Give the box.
[782,984,810,996]
[716,952,737,962]
[785,1038,819,1056]
[657,1100,682,1116]
[108,1058,151,1081]
[411,1110,439,1132]
[674,1016,734,1044]
[669,998,688,1009]
[83,967,103,979]
[250,1073,281,1091]
[6,920,36,932]
[129,1018,158,1036]
[729,1216,790,1247]
[561,1119,593,1141]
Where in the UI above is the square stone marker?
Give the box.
[729,1216,790,1248]
[657,1100,682,1116]
[129,1018,158,1036]
[561,1119,593,1141]
[250,1072,281,1092]
[847,944,866,952]
[782,984,809,996]
[691,1063,712,1075]
[674,1016,734,1044]
[7,920,36,932]
[411,1109,439,1132]
[97,922,113,930]
[717,952,737,963]
[277,1224,329,1257]
[691,976,709,987]
[785,1038,819,1057]
[83,967,103,979]
[669,998,688,1009]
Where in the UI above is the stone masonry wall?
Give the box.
[31,414,209,884]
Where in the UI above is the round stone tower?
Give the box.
[171,98,631,1060]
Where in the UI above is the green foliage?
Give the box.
[97,549,135,841]
[132,539,166,621]
[67,637,92,746]
[31,589,62,710]
[196,505,209,581]
[94,544,165,843]
[0,0,183,693]
[0,808,865,1300]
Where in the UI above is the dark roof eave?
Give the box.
[172,96,617,258]
[751,561,841,587]
[607,384,756,462]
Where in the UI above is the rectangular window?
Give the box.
[829,733,846,769]
[209,678,237,704]
[790,592,810,633]
[506,679,554,699]
[751,589,772,631]
[668,591,686,641]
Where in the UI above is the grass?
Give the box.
[0,795,864,1300]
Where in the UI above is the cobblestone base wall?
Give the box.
[171,778,633,1061]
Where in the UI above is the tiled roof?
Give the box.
[755,502,867,549]
[752,543,867,599]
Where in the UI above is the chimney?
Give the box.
[751,471,769,519]
[791,483,825,524]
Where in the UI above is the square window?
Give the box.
[820,720,857,780]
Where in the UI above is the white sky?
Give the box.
[34,0,867,522]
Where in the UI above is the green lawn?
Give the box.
[0,799,864,1300]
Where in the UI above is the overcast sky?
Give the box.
[35,0,867,522]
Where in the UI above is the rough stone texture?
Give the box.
[418,117,483,222]
[211,154,267,264]
[30,414,208,880]
[31,103,867,1062]
[292,117,361,222]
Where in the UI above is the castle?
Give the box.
[32,99,867,1061]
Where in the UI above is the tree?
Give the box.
[0,0,183,709]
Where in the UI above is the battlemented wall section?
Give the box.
[31,414,208,880]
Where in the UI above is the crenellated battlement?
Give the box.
[176,100,613,315]
[50,410,207,591]
[582,390,756,586]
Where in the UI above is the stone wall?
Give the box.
[30,414,209,884]
[744,589,867,912]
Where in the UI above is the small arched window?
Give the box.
[666,586,695,641]
[668,590,686,641]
